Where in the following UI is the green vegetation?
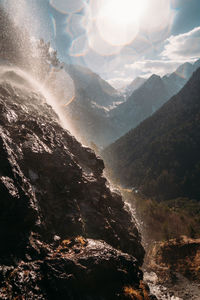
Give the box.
[123,190,200,243]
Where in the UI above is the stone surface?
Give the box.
[0,77,148,299]
[145,236,200,283]
[0,236,144,300]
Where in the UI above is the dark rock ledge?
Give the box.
[0,80,154,299]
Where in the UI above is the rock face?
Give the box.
[0,76,148,299]
[145,236,200,284]
[0,236,144,300]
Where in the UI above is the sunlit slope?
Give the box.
[124,77,147,98]
[65,59,200,148]
[63,64,123,147]
[0,68,146,299]
[103,67,200,201]
[65,64,121,107]
[108,60,200,143]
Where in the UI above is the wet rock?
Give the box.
[0,80,149,299]
[0,81,144,261]
[145,235,200,283]
[0,237,145,300]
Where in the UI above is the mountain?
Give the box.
[107,59,200,144]
[124,77,147,97]
[0,5,123,149]
[54,59,200,149]
[162,61,200,96]
[64,59,200,148]
[0,67,154,299]
[65,64,122,108]
[61,64,123,148]
[108,74,171,142]
[64,91,119,148]
[103,67,200,201]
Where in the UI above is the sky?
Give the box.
[1,0,200,88]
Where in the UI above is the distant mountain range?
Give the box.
[122,77,147,98]
[102,67,200,201]
[63,64,122,147]
[63,59,200,148]
[108,59,200,144]
[65,64,122,108]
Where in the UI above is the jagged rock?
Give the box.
[0,77,148,299]
[0,237,144,300]
[145,236,200,283]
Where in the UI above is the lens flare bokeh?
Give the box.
[50,0,85,14]
[96,0,147,46]
[2,0,181,88]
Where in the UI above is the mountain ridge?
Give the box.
[102,66,200,201]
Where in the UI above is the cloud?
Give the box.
[106,27,200,87]
[124,60,184,77]
[106,57,188,89]
[107,77,134,89]
[162,26,200,60]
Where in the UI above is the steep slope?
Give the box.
[162,61,199,96]
[103,67,200,201]
[65,64,121,107]
[124,77,147,98]
[58,60,200,148]
[65,92,119,148]
[108,60,200,144]
[109,74,171,141]
[62,64,122,148]
[0,70,151,299]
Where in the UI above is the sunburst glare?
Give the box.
[96,0,148,46]
[86,0,175,54]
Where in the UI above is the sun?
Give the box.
[96,0,147,46]
[102,0,147,25]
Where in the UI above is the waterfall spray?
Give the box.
[1,0,77,133]
[0,65,75,134]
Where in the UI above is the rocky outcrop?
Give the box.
[0,76,149,299]
[145,236,200,284]
[0,236,146,300]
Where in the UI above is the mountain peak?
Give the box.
[142,74,162,89]
[103,66,200,201]
[149,74,161,81]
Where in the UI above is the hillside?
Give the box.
[124,77,147,98]
[108,60,200,144]
[52,60,200,149]
[62,64,123,147]
[103,67,200,201]
[65,64,122,108]
[109,74,171,140]
[0,68,149,299]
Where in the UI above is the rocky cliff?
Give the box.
[144,236,200,299]
[146,236,200,283]
[0,72,153,299]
